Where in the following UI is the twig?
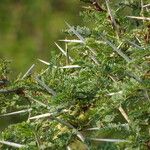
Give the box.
[100,35,131,63]
[21,64,35,79]
[87,137,129,143]
[55,43,73,62]
[59,39,83,43]
[108,74,117,82]
[125,39,144,50]
[118,106,130,123]
[38,59,51,65]
[143,4,150,8]
[65,22,97,56]
[126,72,142,83]
[143,89,150,101]
[0,109,32,117]
[107,91,123,96]
[65,38,69,65]
[35,77,56,96]
[65,22,85,42]
[105,0,120,38]
[25,94,49,108]
[127,16,150,21]
[29,113,53,120]
[0,87,24,95]
[0,140,25,148]
[89,54,100,65]
[33,132,41,150]
[59,65,81,69]
[140,0,144,18]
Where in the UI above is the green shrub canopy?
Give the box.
[0,0,150,149]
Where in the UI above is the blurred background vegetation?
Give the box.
[0,0,82,76]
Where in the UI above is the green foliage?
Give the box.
[0,0,150,149]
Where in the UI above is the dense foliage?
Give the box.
[0,0,150,149]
